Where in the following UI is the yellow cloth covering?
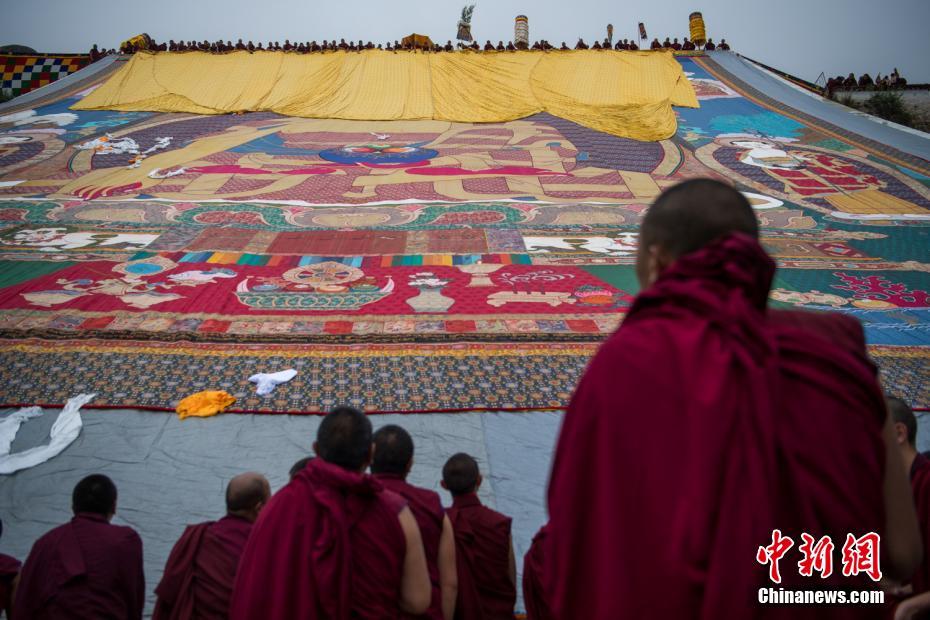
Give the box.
[175,390,236,419]
[73,50,698,141]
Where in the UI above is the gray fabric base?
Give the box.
[0,407,559,616]
[708,51,930,163]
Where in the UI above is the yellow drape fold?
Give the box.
[74,50,698,141]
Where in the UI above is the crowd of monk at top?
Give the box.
[1,178,929,619]
[87,34,730,59]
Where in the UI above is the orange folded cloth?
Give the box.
[175,390,236,419]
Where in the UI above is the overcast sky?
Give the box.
[1,0,928,83]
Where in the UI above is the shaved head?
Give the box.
[371,425,414,476]
[226,472,271,515]
[888,397,917,447]
[637,178,758,286]
[442,453,480,497]
[72,474,117,517]
[315,406,373,471]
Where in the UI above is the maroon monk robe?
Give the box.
[231,458,408,620]
[909,454,930,595]
[153,515,253,620]
[0,552,20,618]
[547,233,886,620]
[13,513,145,619]
[522,525,553,620]
[374,473,445,620]
[447,492,515,620]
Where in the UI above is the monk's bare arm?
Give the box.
[398,506,431,615]
[882,411,922,581]
[438,514,458,620]
[507,535,516,590]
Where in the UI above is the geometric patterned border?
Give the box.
[0,339,925,413]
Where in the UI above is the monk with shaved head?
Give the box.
[546,178,921,618]
[154,472,270,619]
[372,425,458,619]
[14,474,145,619]
[232,406,432,619]
[442,453,515,619]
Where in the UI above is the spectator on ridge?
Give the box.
[0,519,19,619]
[651,38,662,50]
[372,425,458,620]
[671,37,682,50]
[718,38,731,50]
[662,37,672,48]
[441,453,516,620]
[574,38,588,50]
[545,179,921,618]
[683,37,696,50]
[887,397,930,619]
[704,38,716,50]
[522,523,553,620]
[231,407,431,619]
[153,472,271,620]
[14,474,145,619]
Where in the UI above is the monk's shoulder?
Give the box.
[768,308,866,353]
[599,316,677,361]
[29,522,70,553]
[477,504,512,532]
[106,522,143,551]
[380,488,408,515]
[411,484,443,514]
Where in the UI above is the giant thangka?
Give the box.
[0,51,927,413]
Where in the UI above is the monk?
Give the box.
[14,474,145,619]
[372,425,458,620]
[546,179,921,619]
[0,520,20,619]
[153,473,271,619]
[650,37,662,50]
[522,524,553,620]
[705,38,716,50]
[442,453,515,620]
[888,397,930,619]
[231,407,431,619]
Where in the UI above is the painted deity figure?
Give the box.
[717,134,884,197]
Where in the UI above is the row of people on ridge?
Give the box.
[2,179,928,619]
[103,36,731,55]
[648,36,730,50]
[827,68,909,93]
